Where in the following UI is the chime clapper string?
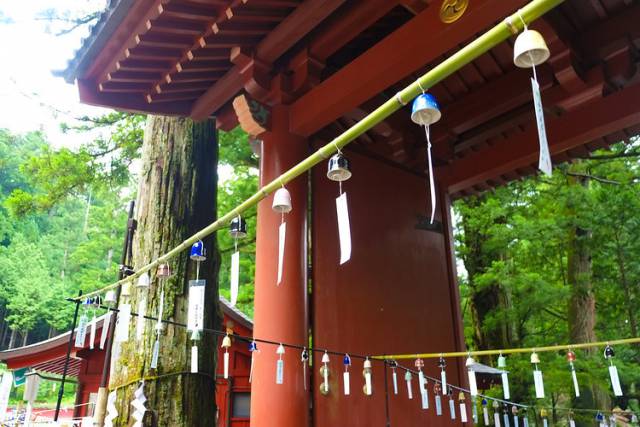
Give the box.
[72,0,566,302]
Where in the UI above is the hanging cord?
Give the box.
[417,79,437,224]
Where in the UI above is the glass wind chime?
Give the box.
[511,12,552,176]
[272,186,292,285]
[604,345,623,396]
[410,88,441,224]
[229,216,247,307]
[531,352,545,398]
[189,240,206,373]
[327,150,352,264]
[497,353,510,399]
[151,263,171,369]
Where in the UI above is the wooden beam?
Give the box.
[443,82,640,194]
[289,0,528,137]
[191,0,346,119]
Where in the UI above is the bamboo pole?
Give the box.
[374,336,640,360]
[76,0,565,301]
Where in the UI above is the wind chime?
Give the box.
[248,340,258,383]
[151,263,171,369]
[301,348,309,390]
[74,299,90,348]
[482,398,490,426]
[272,186,292,285]
[415,358,429,410]
[447,387,456,420]
[466,355,479,396]
[221,333,232,379]
[229,216,247,307]
[89,296,100,349]
[276,344,285,385]
[363,357,372,396]
[511,12,552,176]
[327,150,352,265]
[540,408,549,427]
[434,383,443,416]
[604,345,623,396]
[410,88,442,224]
[458,393,468,423]
[135,273,150,342]
[188,240,206,373]
[405,370,413,400]
[497,353,511,399]
[531,352,545,398]
[343,354,351,395]
[320,351,330,394]
[102,291,116,349]
[438,356,447,395]
[493,401,501,427]
[503,403,511,427]
[512,406,520,427]
[389,360,399,395]
[566,350,580,397]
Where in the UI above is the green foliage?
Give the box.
[455,139,640,412]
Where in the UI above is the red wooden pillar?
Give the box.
[250,105,309,426]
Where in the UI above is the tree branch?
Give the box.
[566,172,621,185]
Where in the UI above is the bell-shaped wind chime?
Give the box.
[447,388,456,420]
[102,291,117,350]
[541,408,549,427]
[389,360,399,395]
[511,12,552,176]
[320,351,330,394]
[481,398,490,426]
[438,356,447,395]
[248,340,258,383]
[327,151,352,265]
[497,353,511,399]
[89,297,101,350]
[493,401,502,427]
[135,272,150,342]
[188,241,206,373]
[363,357,373,396]
[466,355,479,397]
[301,348,309,391]
[272,187,292,285]
[229,216,247,307]
[411,89,441,224]
[276,344,285,385]
[566,350,580,397]
[343,354,351,395]
[604,345,623,396]
[221,333,232,379]
[512,406,520,427]
[405,370,413,400]
[415,358,429,410]
[75,298,90,348]
[458,392,468,423]
[151,263,171,369]
[531,352,545,398]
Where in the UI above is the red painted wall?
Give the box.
[312,151,465,426]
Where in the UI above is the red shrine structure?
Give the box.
[58,0,640,425]
[0,297,252,426]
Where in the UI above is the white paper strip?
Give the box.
[104,391,118,427]
[435,395,442,416]
[504,413,511,427]
[230,251,240,306]
[533,369,545,398]
[502,372,510,400]
[187,280,205,332]
[460,403,468,423]
[0,372,12,422]
[136,298,146,341]
[276,359,284,385]
[426,137,437,223]
[421,388,429,410]
[336,192,352,264]
[89,317,97,349]
[100,312,112,350]
[609,365,623,396]
[483,407,490,426]
[569,419,576,427]
[191,345,198,373]
[418,371,426,392]
[392,370,398,395]
[531,78,552,176]
[515,416,520,427]
[223,351,229,379]
[114,304,131,343]
[523,417,529,427]
[323,365,329,391]
[449,398,456,419]
[441,371,447,394]
[543,418,548,427]
[571,369,580,397]
[495,412,501,427]
[364,371,372,396]
[343,371,350,395]
[277,222,286,285]
[150,339,160,369]
[468,369,478,396]
[75,315,88,348]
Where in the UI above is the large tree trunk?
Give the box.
[110,116,219,426]
[8,329,16,349]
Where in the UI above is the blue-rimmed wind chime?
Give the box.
[229,216,247,307]
[410,89,441,224]
[272,186,292,285]
[327,151,352,264]
[604,345,623,396]
[188,240,206,373]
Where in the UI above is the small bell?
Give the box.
[272,188,292,213]
[513,29,550,68]
[327,153,352,182]
[104,290,117,306]
[604,345,615,358]
[567,350,576,363]
[229,216,248,239]
[411,93,441,126]
[157,263,172,278]
[136,272,150,289]
[190,240,206,262]
[530,352,540,364]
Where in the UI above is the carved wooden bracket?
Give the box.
[232,94,271,137]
